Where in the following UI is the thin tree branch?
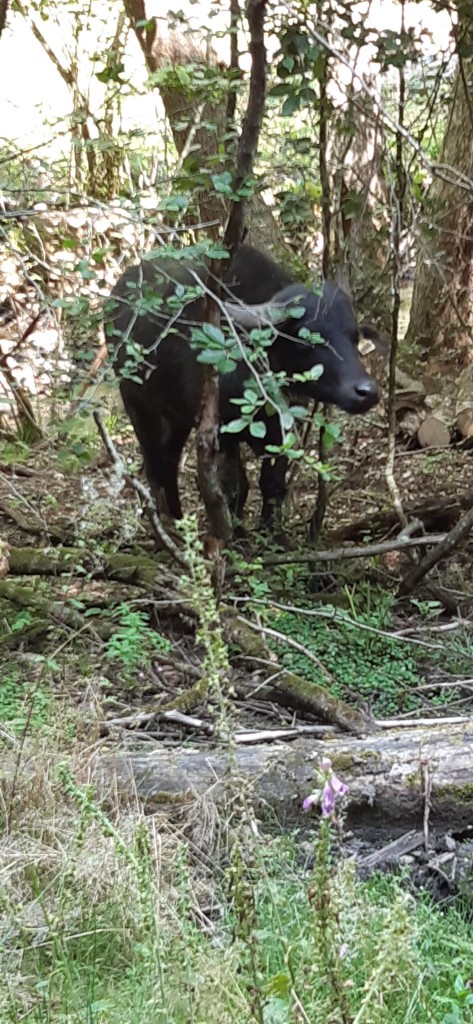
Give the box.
[385,0,408,531]
[228,531,447,570]
[226,0,241,132]
[197,0,268,546]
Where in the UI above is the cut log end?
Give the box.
[457,407,473,441]
[417,416,450,449]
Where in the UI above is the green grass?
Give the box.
[0,663,53,735]
[2,785,473,1024]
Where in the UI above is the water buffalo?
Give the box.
[106,244,380,525]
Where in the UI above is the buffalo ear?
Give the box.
[358,324,389,356]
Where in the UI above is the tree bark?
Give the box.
[195,0,267,545]
[328,56,391,331]
[405,55,473,368]
[123,0,288,254]
[0,0,8,40]
[92,721,473,836]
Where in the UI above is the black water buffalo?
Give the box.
[107,244,380,524]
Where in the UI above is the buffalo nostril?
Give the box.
[355,380,379,398]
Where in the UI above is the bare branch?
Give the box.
[384,3,408,530]
[229,531,447,570]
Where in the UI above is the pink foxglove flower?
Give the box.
[303,757,348,819]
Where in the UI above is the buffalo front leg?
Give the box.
[121,391,188,518]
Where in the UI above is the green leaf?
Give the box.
[300,86,317,104]
[199,322,227,346]
[281,410,294,431]
[289,405,309,419]
[286,304,305,319]
[96,62,125,84]
[269,83,290,98]
[157,195,189,213]
[196,349,224,364]
[292,364,323,383]
[193,321,228,350]
[249,420,267,439]
[221,418,247,434]
[265,971,291,999]
[282,93,302,117]
[75,260,95,280]
[212,171,233,195]
[207,243,230,260]
[218,358,237,374]
[243,388,260,403]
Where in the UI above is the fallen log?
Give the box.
[331,490,473,543]
[93,720,473,837]
[7,545,165,587]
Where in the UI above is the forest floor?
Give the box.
[1,394,473,1023]
[1,396,472,725]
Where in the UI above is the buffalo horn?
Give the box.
[222,300,286,329]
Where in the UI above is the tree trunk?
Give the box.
[405,56,473,369]
[0,0,8,39]
[123,0,289,253]
[329,67,391,332]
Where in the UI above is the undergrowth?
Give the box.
[0,660,53,735]
[2,517,473,1023]
[261,587,472,718]
[1,805,472,1024]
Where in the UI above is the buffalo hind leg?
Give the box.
[219,441,249,519]
[121,395,189,518]
[259,455,288,535]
